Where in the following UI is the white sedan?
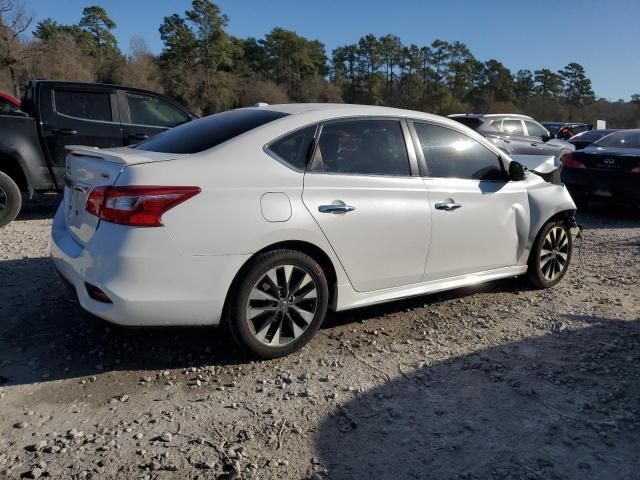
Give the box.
[51,104,577,358]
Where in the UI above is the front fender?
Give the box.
[526,181,576,255]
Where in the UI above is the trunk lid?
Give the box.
[577,147,640,171]
[63,146,186,245]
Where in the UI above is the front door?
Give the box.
[411,121,529,280]
[302,118,431,292]
[39,84,123,187]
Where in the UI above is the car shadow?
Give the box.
[0,257,247,387]
[576,201,640,230]
[0,256,534,387]
[16,194,61,221]
[314,315,640,480]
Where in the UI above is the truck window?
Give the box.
[126,92,189,128]
[54,90,112,122]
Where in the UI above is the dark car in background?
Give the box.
[561,129,640,207]
[568,129,617,150]
[0,80,196,227]
[449,113,575,165]
[542,122,592,140]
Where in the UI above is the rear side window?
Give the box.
[414,122,504,180]
[136,109,289,154]
[126,92,189,127]
[54,90,112,122]
[312,119,410,176]
[266,125,316,171]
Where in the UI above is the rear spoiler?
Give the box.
[65,145,129,164]
[64,145,187,165]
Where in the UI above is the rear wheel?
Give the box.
[228,249,329,359]
[527,221,572,289]
[0,171,21,228]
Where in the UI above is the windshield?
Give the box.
[593,130,640,149]
[135,109,289,154]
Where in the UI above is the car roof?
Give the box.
[449,113,535,121]
[250,103,455,124]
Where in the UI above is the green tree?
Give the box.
[559,62,594,106]
[378,34,402,102]
[446,41,476,101]
[514,69,534,105]
[78,6,118,60]
[534,68,564,97]
[260,27,328,101]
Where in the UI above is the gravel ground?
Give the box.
[0,197,639,480]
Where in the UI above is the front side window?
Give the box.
[414,122,504,180]
[501,119,524,135]
[313,119,410,176]
[266,125,316,171]
[54,90,112,122]
[525,120,548,138]
[126,92,188,127]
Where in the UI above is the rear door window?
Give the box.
[312,119,410,176]
[135,109,289,154]
[54,90,112,122]
[501,119,524,135]
[126,92,189,127]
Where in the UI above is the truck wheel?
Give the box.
[0,171,22,228]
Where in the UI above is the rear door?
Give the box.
[410,121,529,280]
[39,83,123,186]
[302,118,431,292]
[497,118,542,156]
[118,90,191,146]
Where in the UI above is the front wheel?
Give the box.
[527,221,573,289]
[0,171,22,228]
[228,249,329,359]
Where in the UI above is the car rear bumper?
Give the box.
[561,167,640,202]
[50,206,250,326]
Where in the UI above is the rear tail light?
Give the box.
[631,166,640,174]
[561,153,586,169]
[85,186,201,227]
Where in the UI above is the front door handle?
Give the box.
[435,201,462,211]
[530,143,540,147]
[52,128,78,135]
[318,203,356,214]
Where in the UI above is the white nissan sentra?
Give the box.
[51,104,577,358]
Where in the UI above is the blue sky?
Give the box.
[23,0,640,101]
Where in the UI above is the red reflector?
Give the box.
[631,166,640,174]
[85,186,201,227]
[85,283,112,303]
[562,153,586,169]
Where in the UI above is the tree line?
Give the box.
[1,0,639,126]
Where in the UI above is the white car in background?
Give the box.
[51,104,577,358]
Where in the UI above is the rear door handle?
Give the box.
[52,128,78,135]
[319,204,356,214]
[435,201,462,211]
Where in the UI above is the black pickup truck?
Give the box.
[0,80,196,227]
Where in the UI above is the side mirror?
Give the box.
[509,161,526,181]
[541,134,553,142]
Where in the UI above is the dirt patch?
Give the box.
[0,199,638,479]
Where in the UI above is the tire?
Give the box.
[0,171,22,228]
[527,221,573,289]
[228,249,329,359]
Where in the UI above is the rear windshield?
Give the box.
[593,130,640,149]
[135,109,289,153]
